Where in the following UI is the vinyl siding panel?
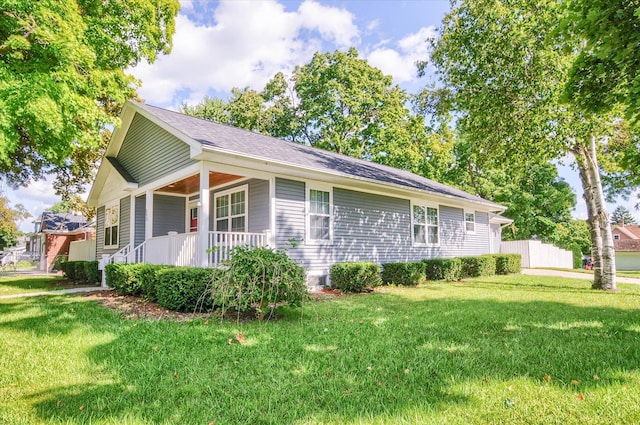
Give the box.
[274,180,492,271]
[119,196,130,248]
[208,179,269,233]
[117,113,196,186]
[96,206,106,258]
[135,195,146,246]
[153,194,186,236]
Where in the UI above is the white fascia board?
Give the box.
[198,148,506,213]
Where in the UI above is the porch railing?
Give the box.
[106,231,267,268]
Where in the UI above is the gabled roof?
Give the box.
[130,101,504,211]
[613,224,640,239]
[40,212,93,233]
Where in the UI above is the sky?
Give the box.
[6,0,640,232]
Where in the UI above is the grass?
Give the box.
[2,274,640,424]
[0,275,86,296]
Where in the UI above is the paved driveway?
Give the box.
[522,268,640,285]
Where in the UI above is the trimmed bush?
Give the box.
[209,246,306,320]
[52,255,68,272]
[381,262,425,286]
[423,258,463,281]
[491,254,522,275]
[83,261,101,283]
[460,256,496,278]
[136,264,170,302]
[105,263,171,298]
[156,267,215,312]
[330,262,381,293]
[73,262,87,282]
[567,242,583,269]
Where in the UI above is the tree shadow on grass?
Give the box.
[3,289,640,424]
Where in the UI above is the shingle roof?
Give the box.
[614,239,640,252]
[42,212,92,232]
[134,102,503,210]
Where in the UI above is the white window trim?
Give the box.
[104,200,120,249]
[187,199,199,233]
[213,184,248,233]
[464,210,476,234]
[411,201,440,247]
[305,184,333,245]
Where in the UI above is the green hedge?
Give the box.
[567,242,583,269]
[381,262,425,286]
[61,260,100,283]
[330,262,381,293]
[104,263,171,298]
[489,254,522,275]
[460,256,496,278]
[156,267,214,312]
[423,258,463,281]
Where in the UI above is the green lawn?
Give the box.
[0,275,79,296]
[541,268,640,279]
[2,275,640,424]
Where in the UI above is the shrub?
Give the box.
[156,267,215,312]
[105,263,171,298]
[330,262,381,293]
[210,246,306,320]
[423,258,463,281]
[381,262,425,286]
[460,256,496,278]
[60,261,73,280]
[567,242,583,269]
[83,261,101,283]
[137,264,170,302]
[73,262,87,282]
[491,254,522,275]
[53,255,68,272]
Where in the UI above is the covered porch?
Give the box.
[101,164,273,272]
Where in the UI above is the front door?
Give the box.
[188,202,198,232]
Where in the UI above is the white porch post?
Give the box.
[199,163,210,266]
[145,190,154,241]
[129,195,136,259]
[269,176,277,247]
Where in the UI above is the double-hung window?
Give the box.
[413,204,439,245]
[465,211,476,233]
[104,203,119,249]
[307,187,332,242]
[215,186,247,232]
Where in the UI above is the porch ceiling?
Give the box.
[158,172,243,195]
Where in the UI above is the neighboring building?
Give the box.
[612,223,640,271]
[88,101,511,288]
[30,212,95,271]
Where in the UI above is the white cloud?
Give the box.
[298,0,359,47]
[366,19,380,32]
[366,26,436,83]
[131,0,358,107]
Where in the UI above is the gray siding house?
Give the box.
[88,101,509,287]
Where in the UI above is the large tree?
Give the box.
[0,0,180,198]
[610,205,637,226]
[427,0,625,289]
[0,196,30,250]
[563,0,640,124]
[183,49,455,181]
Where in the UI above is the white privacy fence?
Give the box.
[500,240,573,269]
[69,239,96,261]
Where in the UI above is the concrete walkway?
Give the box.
[522,268,640,285]
[0,286,105,300]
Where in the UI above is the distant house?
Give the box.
[30,212,95,271]
[612,223,640,271]
[88,101,511,288]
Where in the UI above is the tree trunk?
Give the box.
[572,141,616,291]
